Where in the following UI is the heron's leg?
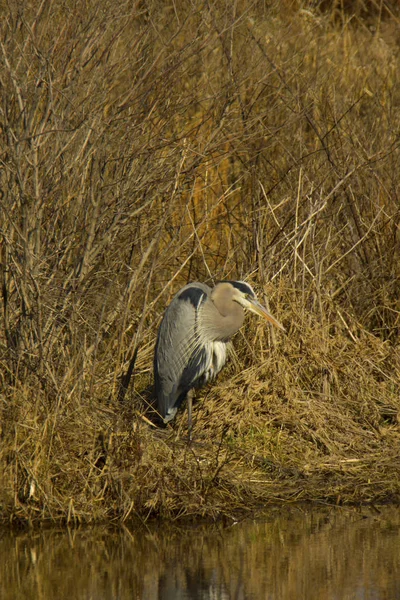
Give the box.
[187,389,193,441]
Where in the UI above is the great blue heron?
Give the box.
[154,281,284,432]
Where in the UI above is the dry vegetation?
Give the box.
[0,0,399,525]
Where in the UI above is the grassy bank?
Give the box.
[0,0,399,525]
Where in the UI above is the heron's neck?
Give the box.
[202,300,245,342]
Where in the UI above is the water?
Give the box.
[1,506,400,599]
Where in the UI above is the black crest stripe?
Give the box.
[224,281,255,297]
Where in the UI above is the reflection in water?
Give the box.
[1,507,400,599]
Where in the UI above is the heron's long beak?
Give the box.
[245,298,285,332]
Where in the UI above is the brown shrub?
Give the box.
[0,0,399,523]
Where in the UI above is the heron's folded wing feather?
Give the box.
[154,283,210,416]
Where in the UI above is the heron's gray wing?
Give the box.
[179,344,210,390]
[154,282,211,420]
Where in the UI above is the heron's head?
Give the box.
[220,281,285,331]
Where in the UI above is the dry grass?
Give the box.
[0,0,399,524]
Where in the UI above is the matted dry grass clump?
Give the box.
[0,0,399,524]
